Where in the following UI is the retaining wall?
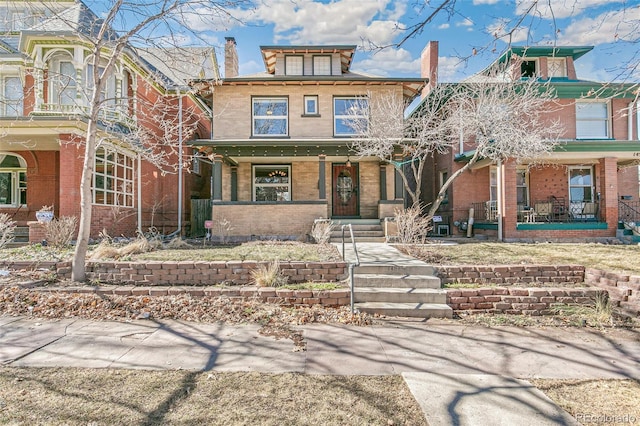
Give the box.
[585,268,640,316]
[436,265,585,285]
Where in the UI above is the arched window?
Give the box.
[47,52,77,107]
[0,153,27,207]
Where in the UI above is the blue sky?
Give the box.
[185,0,639,83]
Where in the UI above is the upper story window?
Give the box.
[520,60,537,78]
[252,97,288,137]
[547,58,566,78]
[304,95,318,115]
[0,153,27,207]
[334,97,368,136]
[285,56,303,75]
[576,101,609,139]
[49,56,77,106]
[1,76,23,117]
[313,56,331,75]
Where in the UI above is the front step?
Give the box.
[329,220,385,243]
[354,273,441,289]
[354,287,447,303]
[356,302,453,319]
[355,264,437,276]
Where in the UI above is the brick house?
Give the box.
[418,43,640,241]
[0,1,213,241]
[191,38,425,239]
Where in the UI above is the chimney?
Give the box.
[421,41,438,97]
[224,37,238,78]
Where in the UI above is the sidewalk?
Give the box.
[2,315,638,424]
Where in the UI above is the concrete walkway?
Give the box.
[335,241,429,268]
[2,315,639,424]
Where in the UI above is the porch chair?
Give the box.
[533,202,553,222]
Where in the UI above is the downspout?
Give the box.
[137,153,142,234]
[177,92,183,236]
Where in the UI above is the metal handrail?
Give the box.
[341,224,360,314]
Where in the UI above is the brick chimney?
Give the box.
[224,37,238,78]
[421,41,438,97]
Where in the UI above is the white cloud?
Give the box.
[238,59,263,76]
[437,23,450,30]
[515,0,625,19]
[456,17,474,27]
[558,5,640,45]
[487,18,530,43]
[437,56,466,81]
[473,0,500,4]
[352,47,420,76]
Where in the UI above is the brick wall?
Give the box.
[584,268,640,316]
[437,265,585,285]
[447,287,604,315]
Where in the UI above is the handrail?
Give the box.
[619,200,640,223]
[341,224,360,314]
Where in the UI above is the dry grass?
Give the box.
[0,368,426,426]
[43,216,78,248]
[531,379,640,424]
[403,242,640,274]
[250,260,288,287]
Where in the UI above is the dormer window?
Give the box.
[547,58,566,78]
[313,56,331,75]
[520,60,537,78]
[285,56,303,75]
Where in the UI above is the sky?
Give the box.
[186,0,640,83]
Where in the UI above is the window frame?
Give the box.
[303,95,319,116]
[520,59,538,78]
[252,96,289,137]
[575,101,610,139]
[285,55,304,76]
[1,75,23,117]
[252,164,291,202]
[49,56,77,107]
[333,96,369,137]
[92,146,135,207]
[0,153,27,207]
[547,58,566,78]
[568,166,594,203]
[439,170,449,204]
[313,55,332,75]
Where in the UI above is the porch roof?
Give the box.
[189,138,361,158]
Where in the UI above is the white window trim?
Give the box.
[0,153,27,207]
[520,58,538,78]
[547,58,567,78]
[92,146,135,207]
[303,95,319,116]
[252,97,289,137]
[576,100,610,139]
[285,55,304,76]
[252,165,291,202]
[334,96,368,136]
[1,75,23,117]
[49,56,77,107]
[568,166,594,203]
[313,55,332,76]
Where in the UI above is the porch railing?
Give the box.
[33,104,136,128]
[472,198,600,224]
[619,200,640,224]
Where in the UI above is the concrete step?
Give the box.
[331,236,386,243]
[354,264,437,276]
[14,226,29,242]
[331,225,383,232]
[354,287,447,303]
[355,302,453,319]
[354,273,441,289]
[331,219,381,226]
[331,230,384,237]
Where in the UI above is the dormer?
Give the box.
[259,45,356,77]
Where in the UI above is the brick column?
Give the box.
[599,157,618,232]
[58,135,83,218]
[502,160,518,239]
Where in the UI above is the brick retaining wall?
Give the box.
[585,268,640,316]
[436,265,585,285]
[446,287,604,315]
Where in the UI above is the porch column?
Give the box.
[212,155,223,201]
[379,164,387,200]
[318,154,326,200]
[394,154,403,200]
[502,160,518,239]
[599,157,618,231]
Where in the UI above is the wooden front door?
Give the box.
[332,163,359,217]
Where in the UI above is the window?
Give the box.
[520,60,537,78]
[192,149,201,175]
[439,170,449,204]
[303,95,318,115]
[313,56,331,75]
[569,167,593,203]
[252,97,288,136]
[576,102,609,139]
[50,58,77,106]
[2,76,23,117]
[516,168,529,206]
[253,165,290,201]
[0,153,27,207]
[285,56,303,75]
[547,58,566,78]
[334,97,368,136]
[93,146,135,207]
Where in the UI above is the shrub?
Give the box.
[0,213,16,249]
[251,260,288,287]
[394,205,432,245]
[44,216,78,248]
[311,220,334,244]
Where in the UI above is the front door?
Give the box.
[332,163,359,217]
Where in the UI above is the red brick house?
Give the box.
[0,1,213,241]
[419,43,640,241]
[191,39,425,239]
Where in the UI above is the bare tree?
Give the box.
[347,68,564,221]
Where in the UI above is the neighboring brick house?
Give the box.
[191,39,425,239]
[0,1,213,240]
[418,43,640,241]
